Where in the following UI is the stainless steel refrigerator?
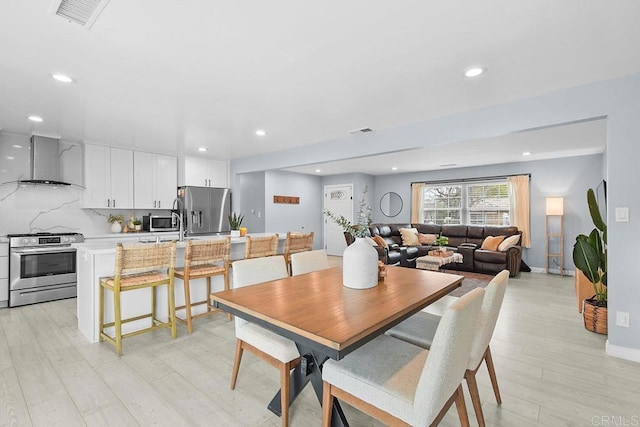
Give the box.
[177,186,231,235]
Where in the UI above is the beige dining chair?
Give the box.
[322,287,485,427]
[173,238,231,333]
[244,234,279,259]
[230,255,300,427]
[283,231,314,274]
[99,242,177,356]
[386,269,509,426]
[290,249,329,275]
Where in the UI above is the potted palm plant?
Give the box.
[572,188,607,334]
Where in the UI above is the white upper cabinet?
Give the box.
[134,152,177,209]
[84,144,134,209]
[180,156,228,188]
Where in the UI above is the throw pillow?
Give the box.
[372,235,388,249]
[480,235,505,251]
[418,233,438,245]
[399,227,419,246]
[498,234,521,251]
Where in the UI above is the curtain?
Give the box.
[410,183,424,223]
[507,175,530,247]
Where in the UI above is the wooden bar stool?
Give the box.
[244,234,279,259]
[283,231,314,275]
[99,242,177,356]
[174,238,231,333]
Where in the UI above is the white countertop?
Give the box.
[74,232,286,255]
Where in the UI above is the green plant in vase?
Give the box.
[228,212,244,237]
[572,188,607,333]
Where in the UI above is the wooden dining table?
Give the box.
[211,265,463,426]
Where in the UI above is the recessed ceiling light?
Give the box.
[12,144,22,148]
[391,167,398,171]
[28,116,43,122]
[522,151,531,156]
[51,73,74,83]
[256,129,266,136]
[198,147,207,152]
[6,156,15,160]
[464,67,484,78]
[315,169,321,173]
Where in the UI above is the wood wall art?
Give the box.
[274,195,300,204]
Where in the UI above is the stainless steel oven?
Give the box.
[8,233,84,307]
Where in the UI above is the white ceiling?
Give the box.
[0,1,637,174]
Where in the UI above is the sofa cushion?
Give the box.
[399,228,419,246]
[466,226,485,246]
[412,223,441,235]
[480,236,505,251]
[474,249,507,263]
[418,233,438,244]
[441,225,468,247]
[498,234,520,251]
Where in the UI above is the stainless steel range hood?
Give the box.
[20,135,71,186]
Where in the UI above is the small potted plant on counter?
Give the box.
[133,217,143,231]
[108,214,124,233]
[228,212,244,237]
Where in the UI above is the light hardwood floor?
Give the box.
[1,262,639,426]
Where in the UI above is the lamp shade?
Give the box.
[546,197,564,216]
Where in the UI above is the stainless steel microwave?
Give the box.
[143,215,178,232]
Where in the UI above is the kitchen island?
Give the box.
[75,233,286,343]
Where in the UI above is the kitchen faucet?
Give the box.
[171,197,185,242]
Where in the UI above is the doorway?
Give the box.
[323,184,353,256]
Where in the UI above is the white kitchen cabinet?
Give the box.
[84,144,134,209]
[134,151,177,209]
[180,156,228,188]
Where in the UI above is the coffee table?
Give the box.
[416,252,463,271]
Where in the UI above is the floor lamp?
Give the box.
[546,197,564,275]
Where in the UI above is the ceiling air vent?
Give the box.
[349,127,374,135]
[51,0,110,28]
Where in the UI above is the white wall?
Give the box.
[236,171,266,233]
[264,170,323,249]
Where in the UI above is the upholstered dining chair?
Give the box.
[322,287,485,427]
[244,234,279,259]
[230,255,300,427]
[174,238,231,333]
[386,269,510,427]
[283,231,314,274]
[99,242,177,356]
[290,249,329,275]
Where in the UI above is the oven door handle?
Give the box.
[11,247,76,254]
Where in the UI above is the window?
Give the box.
[467,182,509,225]
[422,185,462,224]
[418,180,510,226]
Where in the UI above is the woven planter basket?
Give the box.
[583,297,608,334]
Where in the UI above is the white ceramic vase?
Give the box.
[230,230,241,238]
[342,237,379,289]
[110,222,122,233]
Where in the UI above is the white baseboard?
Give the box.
[606,341,640,364]
[527,267,575,276]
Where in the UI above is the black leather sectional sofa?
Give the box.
[346,223,523,277]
